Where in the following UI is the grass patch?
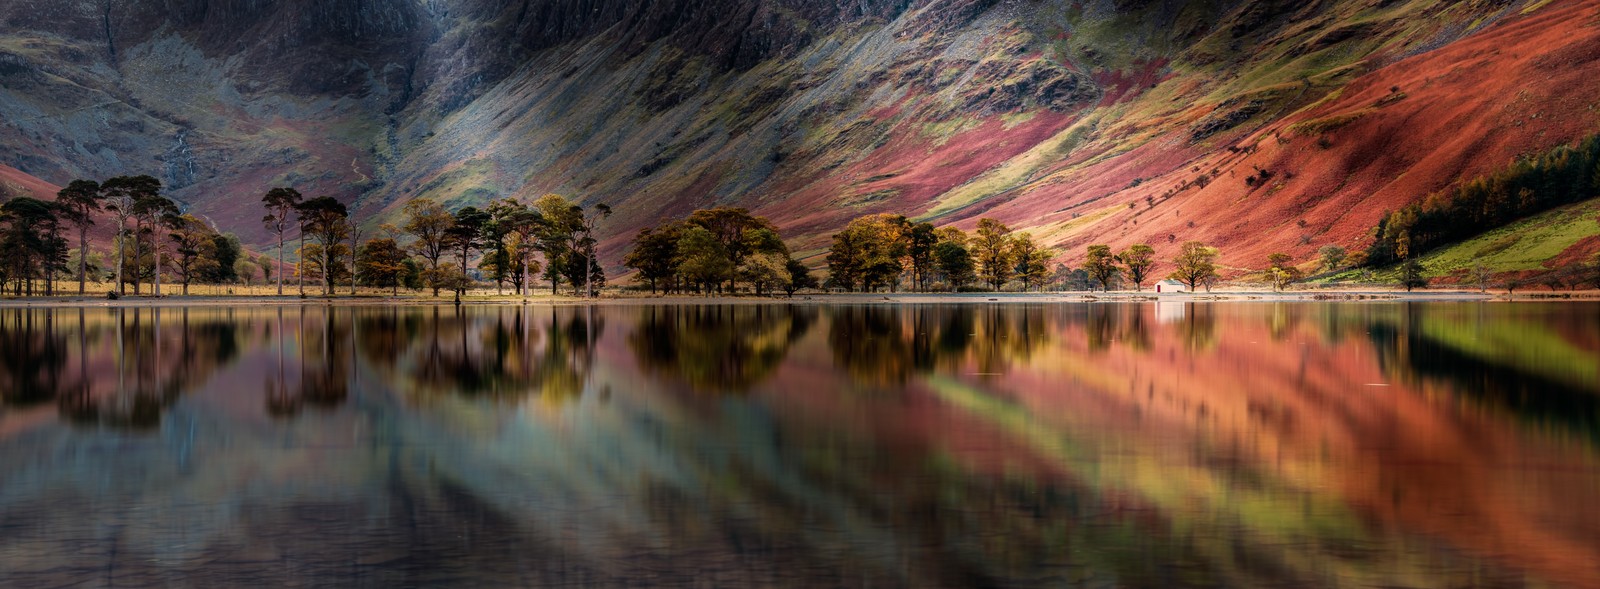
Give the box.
[1287,108,1374,135]
[1001,110,1038,130]
[920,118,982,145]
[1418,197,1600,274]
[1521,0,1556,14]
[1372,91,1407,107]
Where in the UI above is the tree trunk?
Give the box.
[115,220,125,295]
[78,225,88,295]
[153,231,162,297]
[350,230,359,297]
[325,246,335,296]
[298,232,306,296]
[131,222,141,295]
[277,233,285,296]
[430,258,440,297]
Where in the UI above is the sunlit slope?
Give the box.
[1,0,1596,273]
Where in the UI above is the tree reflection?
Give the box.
[366,305,603,404]
[966,306,1051,374]
[1267,302,1302,341]
[1178,303,1218,351]
[0,308,73,408]
[628,305,816,393]
[267,307,351,417]
[827,305,1049,386]
[1081,303,1149,352]
[1,307,246,430]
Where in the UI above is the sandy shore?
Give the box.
[1,289,1596,308]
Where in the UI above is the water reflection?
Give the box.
[373,305,601,403]
[0,302,1596,588]
[629,304,815,392]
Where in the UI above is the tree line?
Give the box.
[1365,134,1600,267]
[266,189,613,298]
[621,212,1059,295]
[825,215,1054,292]
[623,207,817,295]
[1,173,619,298]
[3,175,245,297]
[618,207,1348,295]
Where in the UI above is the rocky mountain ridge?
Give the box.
[2,0,1597,274]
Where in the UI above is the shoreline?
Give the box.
[0,289,1596,308]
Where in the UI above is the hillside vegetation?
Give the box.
[0,0,1597,279]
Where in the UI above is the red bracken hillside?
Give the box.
[1,0,1596,277]
[973,0,1600,273]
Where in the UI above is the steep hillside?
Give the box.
[1,0,1596,276]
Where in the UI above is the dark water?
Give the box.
[0,302,1598,588]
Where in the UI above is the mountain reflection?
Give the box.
[0,302,1597,588]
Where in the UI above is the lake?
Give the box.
[0,302,1596,588]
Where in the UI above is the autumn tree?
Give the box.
[1117,244,1155,291]
[55,180,102,294]
[203,233,242,284]
[1082,245,1120,291]
[973,218,1014,290]
[932,228,975,290]
[1399,258,1428,291]
[1010,233,1053,291]
[684,207,777,291]
[130,188,178,296]
[1317,245,1347,273]
[256,253,274,285]
[101,175,161,294]
[906,222,938,291]
[446,205,490,297]
[1266,252,1301,291]
[260,187,303,295]
[834,214,911,292]
[784,258,819,297]
[742,249,791,296]
[624,222,684,294]
[532,194,585,295]
[487,199,545,296]
[296,242,350,290]
[165,214,220,296]
[235,258,258,286]
[356,237,410,295]
[1169,241,1219,291]
[573,202,611,297]
[296,196,350,295]
[736,227,793,295]
[825,229,866,292]
[479,200,526,294]
[627,207,808,296]
[676,225,734,293]
[402,199,454,296]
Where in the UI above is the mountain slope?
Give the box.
[1,0,1596,275]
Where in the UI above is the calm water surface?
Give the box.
[0,302,1597,588]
